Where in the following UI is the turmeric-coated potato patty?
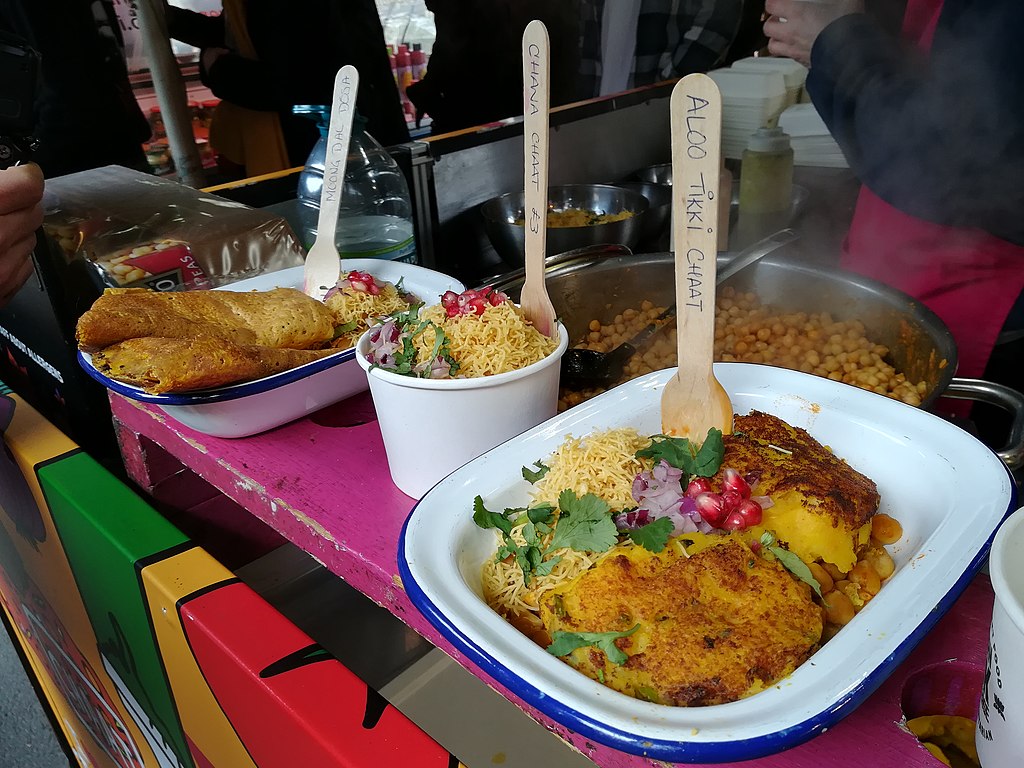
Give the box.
[539,535,822,706]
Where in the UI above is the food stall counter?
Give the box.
[108,390,992,768]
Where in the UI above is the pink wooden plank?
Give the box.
[110,392,986,768]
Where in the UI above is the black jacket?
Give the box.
[0,0,150,177]
[807,0,1024,246]
[167,0,409,162]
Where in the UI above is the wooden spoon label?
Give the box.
[316,65,359,240]
[662,73,732,438]
[679,93,718,313]
[525,38,545,236]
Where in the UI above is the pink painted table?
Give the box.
[110,391,990,768]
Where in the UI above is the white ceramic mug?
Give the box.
[977,505,1024,767]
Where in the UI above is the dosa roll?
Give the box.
[92,337,340,393]
[76,287,336,352]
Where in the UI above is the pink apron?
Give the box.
[840,0,1024,382]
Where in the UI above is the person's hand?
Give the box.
[763,0,864,67]
[0,164,44,307]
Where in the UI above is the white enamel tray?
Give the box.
[78,259,464,438]
[400,363,1016,763]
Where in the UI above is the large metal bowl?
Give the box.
[615,181,672,250]
[630,163,809,234]
[485,247,1024,468]
[489,247,956,405]
[480,184,649,266]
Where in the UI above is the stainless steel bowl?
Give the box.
[631,163,809,234]
[480,184,649,266]
[615,181,671,250]
[633,163,672,186]
[488,247,957,404]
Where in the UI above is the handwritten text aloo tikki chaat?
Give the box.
[683,94,714,311]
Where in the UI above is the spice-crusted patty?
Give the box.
[718,411,880,571]
[538,535,822,706]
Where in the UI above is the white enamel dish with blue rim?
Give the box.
[399,363,1017,763]
[78,259,464,438]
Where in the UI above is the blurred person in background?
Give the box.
[576,0,763,100]
[405,0,579,136]
[0,164,43,306]
[0,0,151,177]
[165,0,409,178]
[763,0,1024,439]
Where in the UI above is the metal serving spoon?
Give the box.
[559,228,798,390]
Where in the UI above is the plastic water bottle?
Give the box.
[294,106,417,263]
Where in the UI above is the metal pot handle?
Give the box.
[941,378,1024,470]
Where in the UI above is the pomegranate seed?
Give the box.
[721,489,744,512]
[441,287,508,317]
[695,492,728,527]
[722,511,747,531]
[723,468,751,499]
[736,499,763,526]
[686,477,712,498]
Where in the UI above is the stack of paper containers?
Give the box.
[707,68,789,159]
[708,56,845,167]
[778,103,849,168]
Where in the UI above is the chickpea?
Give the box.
[871,514,903,545]
[823,591,856,626]
[808,562,834,594]
[862,546,896,580]
[822,562,846,581]
[849,560,882,595]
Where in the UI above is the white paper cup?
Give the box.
[356,324,569,498]
[977,505,1024,766]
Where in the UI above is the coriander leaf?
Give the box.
[547,624,640,665]
[627,516,675,553]
[636,435,695,471]
[636,429,726,478]
[534,555,561,578]
[546,490,618,554]
[522,461,550,483]
[769,545,822,597]
[526,503,555,524]
[760,530,776,548]
[472,496,513,535]
[691,428,725,477]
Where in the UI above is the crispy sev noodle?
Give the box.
[414,301,557,377]
[325,281,412,350]
[482,428,652,618]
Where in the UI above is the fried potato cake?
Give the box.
[76,287,336,352]
[539,534,822,706]
[92,337,339,393]
[718,411,880,572]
